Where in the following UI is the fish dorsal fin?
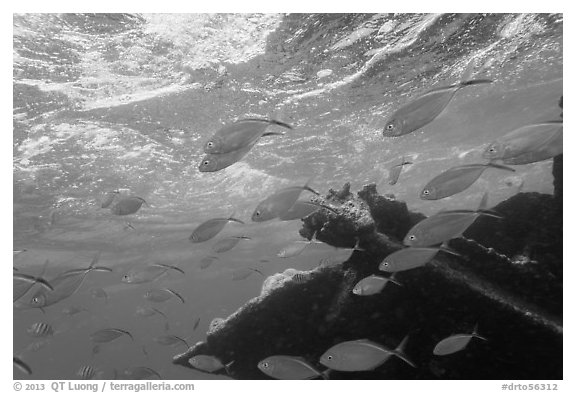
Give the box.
[227,211,245,224]
[167,289,186,303]
[472,322,488,341]
[302,177,320,196]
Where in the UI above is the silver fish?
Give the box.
[14,357,32,375]
[188,355,232,373]
[483,121,563,164]
[25,339,51,353]
[379,246,461,273]
[320,335,416,371]
[405,193,501,246]
[388,156,413,185]
[62,306,88,316]
[203,118,292,154]
[122,263,184,284]
[28,253,112,310]
[252,181,320,222]
[198,141,257,172]
[123,366,161,380]
[212,236,251,253]
[101,190,119,208]
[421,163,514,200]
[231,267,264,281]
[258,356,327,380]
[144,288,185,303]
[13,272,53,302]
[153,335,189,348]
[110,196,147,216]
[189,214,245,243]
[26,322,54,338]
[352,274,401,296]
[77,365,96,380]
[199,256,218,270]
[433,324,487,356]
[91,288,108,304]
[193,317,201,331]
[90,328,133,343]
[277,241,313,258]
[382,79,492,137]
[135,306,168,321]
[278,201,338,221]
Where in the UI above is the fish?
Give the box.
[212,236,251,253]
[421,163,514,200]
[188,355,233,373]
[379,246,462,273]
[24,339,51,353]
[61,306,88,316]
[189,214,245,243]
[123,366,161,380]
[382,79,492,137]
[91,288,108,304]
[27,253,112,310]
[77,365,96,380]
[320,335,416,371]
[13,271,53,302]
[198,142,257,172]
[231,267,264,281]
[277,240,320,258]
[258,355,328,380]
[193,317,201,331]
[135,306,169,327]
[199,256,218,270]
[278,200,338,221]
[90,328,133,343]
[101,190,119,208]
[388,156,413,185]
[110,196,148,216]
[405,193,502,246]
[433,323,487,356]
[14,249,27,256]
[26,322,55,338]
[483,121,563,165]
[252,180,320,222]
[153,335,189,348]
[352,274,402,296]
[13,356,32,375]
[203,118,292,154]
[122,263,184,284]
[144,288,185,303]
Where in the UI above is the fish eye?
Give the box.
[32,297,39,304]
[409,235,416,241]
[422,190,430,195]
[489,147,496,153]
[123,275,129,280]
[327,355,333,360]
[203,161,210,166]
[386,123,394,130]
[255,211,260,216]
[261,362,269,368]
[207,142,214,148]
[383,262,389,267]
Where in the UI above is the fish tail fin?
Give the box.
[472,322,488,341]
[320,368,331,380]
[261,131,285,137]
[37,277,54,291]
[169,289,186,304]
[353,237,366,252]
[228,211,245,224]
[88,252,102,269]
[223,360,235,376]
[253,268,265,277]
[486,162,516,172]
[268,119,293,130]
[459,79,493,87]
[303,176,320,196]
[438,242,463,258]
[393,335,417,368]
[477,209,503,219]
[389,272,403,287]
